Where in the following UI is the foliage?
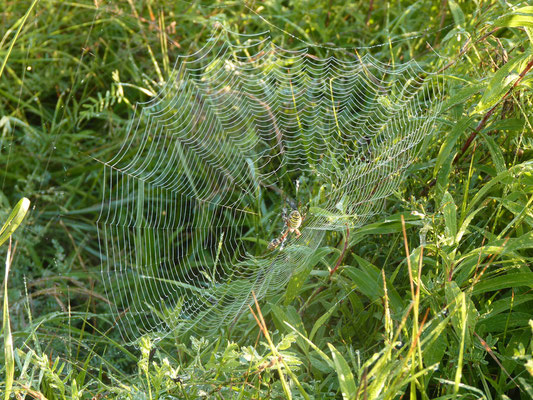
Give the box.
[1,0,533,399]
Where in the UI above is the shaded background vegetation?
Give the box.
[1,0,533,398]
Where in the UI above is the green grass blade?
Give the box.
[495,6,533,29]
[284,321,334,369]
[474,52,532,114]
[3,243,14,399]
[454,292,467,396]
[1,198,30,398]
[0,197,30,247]
[0,0,39,79]
[433,116,476,177]
[442,192,457,244]
[328,343,357,400]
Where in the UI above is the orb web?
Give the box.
[97,26,443,342]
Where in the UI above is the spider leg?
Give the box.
[294,229,301,238]
[278,235,288,251]
[281,207,289,225]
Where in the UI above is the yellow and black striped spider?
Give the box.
[267,207,306,251]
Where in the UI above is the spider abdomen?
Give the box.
[288,210,302,230]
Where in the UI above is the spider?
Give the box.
[267,207,306,251]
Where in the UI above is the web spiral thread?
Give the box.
[97,26,443,342]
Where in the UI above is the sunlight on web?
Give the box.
[97,25,443,343]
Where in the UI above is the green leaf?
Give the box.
[501,227,533,253]
[271,305,308,353]
[344,263,382,301]
[0,0,39,80]
[527,27,533,45]
[285,247,333,305]
[474,53,532,114]
[1,198,30,400]
[448,0,465,28]
[284,321,334,370]
[309,354,333,373]
[3,244,14,400]
[495,6,533,29]
[466,162,533,215]
[328,343,357,400]
[456,206,484,243]
[472,273,533,295]
[478,312,532,333]
[481,133,506,174]
[445,282,477,349]
[441,192,457,244]
[498,197,533,233]
[349,213,424,246]
[435,151,454,198]
[480,294,533,321]
[310,302,338,342]
[455,230,533,266]
[423,327,448,368]
[434,116,476,178]
[278,332,298,351]
[345,256,403,312]
[441,84,484,111]
[0,197,30,247]
[484,118,526,133]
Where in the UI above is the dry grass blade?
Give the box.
[249,291,292,400]
[474,332,522,392]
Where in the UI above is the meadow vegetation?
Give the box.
[1,0,533,399]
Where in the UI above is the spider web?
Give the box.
[97,25,443,342]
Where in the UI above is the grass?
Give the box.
[1,0,533,399]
